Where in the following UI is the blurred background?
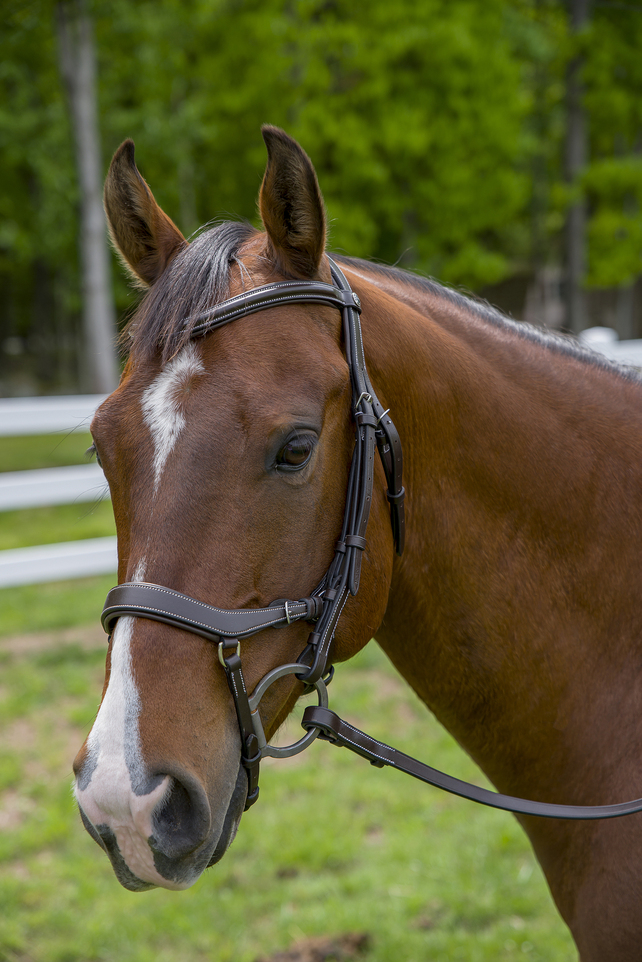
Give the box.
[2,0,642,397]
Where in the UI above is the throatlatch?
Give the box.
[100,260,642,821]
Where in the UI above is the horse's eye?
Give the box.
[276,435,315,471]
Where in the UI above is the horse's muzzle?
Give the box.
[74,762,245,890]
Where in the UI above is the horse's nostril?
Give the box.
[150,775,211,859]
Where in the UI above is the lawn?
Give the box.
[0,434,576,961]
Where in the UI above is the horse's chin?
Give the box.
[206,765,247,867]
[81,766,248,892]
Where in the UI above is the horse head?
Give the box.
[73,128,396,891]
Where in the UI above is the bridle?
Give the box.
[102,258,403,808]
[101,258,642,821]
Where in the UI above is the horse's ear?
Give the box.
[103,140,186,287]
[259,126,326,279]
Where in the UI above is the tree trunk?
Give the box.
[56,0,118,394]
[564,0,590,335]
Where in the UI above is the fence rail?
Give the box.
[0,394,106,436]
[0,464,109,511]
[0,394,115,587]
[0,538,117,589]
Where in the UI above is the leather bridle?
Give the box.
[101,258,642,821]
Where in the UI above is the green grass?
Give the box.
[0,500,114,551]
[0,622,577,962]
[0,432,94,472]
[0,575,115,638]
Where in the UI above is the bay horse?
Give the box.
[74,127,642,961]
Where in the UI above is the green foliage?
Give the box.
[1,0,81,393]
[581,5,642,288]
[2,0,642,389]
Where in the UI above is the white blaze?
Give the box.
[141,343,205,492]
[74,559,189,889]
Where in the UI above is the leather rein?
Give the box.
[101,258,642,821]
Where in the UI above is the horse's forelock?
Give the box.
[124,221,257,363]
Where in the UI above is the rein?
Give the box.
[101,259,642,821]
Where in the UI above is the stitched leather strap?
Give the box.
[102,583,320,640]
[330,260,405,556]
[301,707,642,820]
[295,261,405,685]
[187,280,360,337]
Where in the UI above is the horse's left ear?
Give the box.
[259,127,326,279]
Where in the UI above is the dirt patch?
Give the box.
[0,788,37,831]
[255,933,370,962]
[0,623,103,656]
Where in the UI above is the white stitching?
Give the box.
[335,727,389,767]
[190,291,345,333]
[121,584,305,618]
[341,720,390,756]
[106,587,307,636]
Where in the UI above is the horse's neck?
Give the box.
[354,267,642,795]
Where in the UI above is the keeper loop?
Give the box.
[345,535,367,551]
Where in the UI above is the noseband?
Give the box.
[101,259,642,821]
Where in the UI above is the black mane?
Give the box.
[126,221,257,361]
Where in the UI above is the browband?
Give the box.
[187,279,361,338]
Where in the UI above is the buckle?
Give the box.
[218,639,240,666]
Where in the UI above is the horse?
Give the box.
[73,127,642,962]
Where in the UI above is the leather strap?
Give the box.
[330,260,405,556]
[301,706,642,820]
[294,261,405,685]
[188,279,359,337]
[218,641,261,809]
[102,583,321,640]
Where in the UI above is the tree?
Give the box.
[563,0,590,334]
[582,1,642,337]
[2,0,642,397]
[56,0,118,393]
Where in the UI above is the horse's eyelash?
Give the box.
[86,443,102,467]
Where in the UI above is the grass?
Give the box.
[0,624,577,962]
[0,575,116,638]
[0,432,95,473]
[0,501,114,551]
[0,433,577,960]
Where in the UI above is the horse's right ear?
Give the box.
[103,140,186,287]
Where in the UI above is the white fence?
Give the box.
[0,394,106,436]
[1,329,642,588]
[578,327,642,365]
[0,394,116,588]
